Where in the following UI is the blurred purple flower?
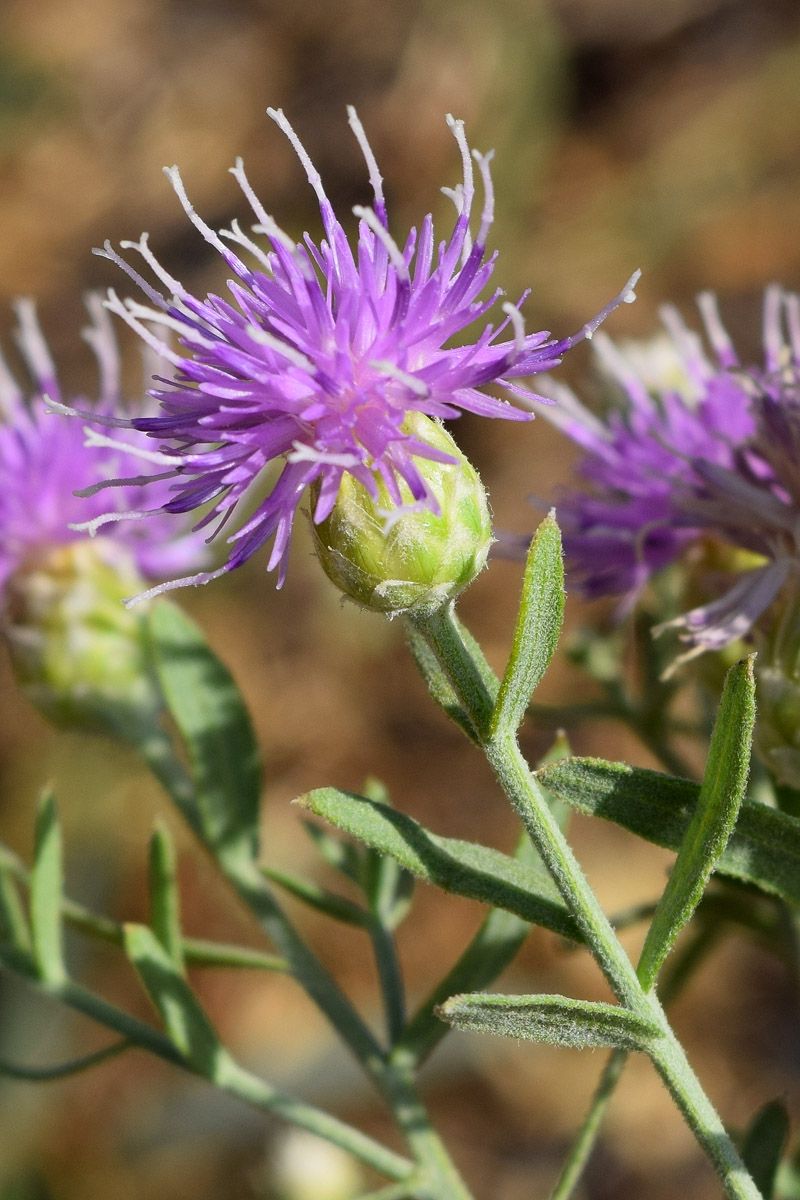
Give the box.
[542,286,800,661]
[0,297,207,599]
[77,107,638,597]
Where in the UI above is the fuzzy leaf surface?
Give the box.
[638,656,755,988]
[296,789,580,941]
[437,992,662,1050]
[491,511,564,738]
[538,768,800,906]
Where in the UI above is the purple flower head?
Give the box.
[545,285,800,662]
[0,296,208,600]
[80,107,639,599]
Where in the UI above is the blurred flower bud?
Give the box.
[269,1129,362,1200]
[312,414,492,617]
[3,539,162,736]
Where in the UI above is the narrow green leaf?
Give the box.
[147,602,261,866]
[148,824,183,969]
[0,867,31,955]
[437,992,662,1051]
[30,791,65,984]
[536,759,800,907]
[397,831,537,1064]
[302,820,365,884]
[180,939,288,972]
[741,1099,789,1200]
[123,922,230,1078]
[360,779,414,931]
[262,866,370,927]
[296,788,581,942]
[0,1040,130,1081]
[490,511,564,738]
[638,656,756,990]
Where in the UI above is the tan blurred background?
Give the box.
[1,1,800,1197]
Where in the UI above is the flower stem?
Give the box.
[549,1048,628,1200]
[137,736,473,1199]
[550,921,723,1199]
[412,603,762,1200]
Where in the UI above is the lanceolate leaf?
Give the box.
[296,788,581,941]
[262,866,370,927]
[0,865,31,956]
[30,791,66,985]
[148,602,261,867]
[637,657,756,989]
[491,511,565,739]
[124,922,229,1079]
[437,992,662,1051]
[537,762,800,906]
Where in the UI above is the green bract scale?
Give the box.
[3,540,163,736]
[312,414,492,617]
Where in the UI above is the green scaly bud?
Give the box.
[312,413,492,617]
[3,539,162,736]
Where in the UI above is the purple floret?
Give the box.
[82,107,639,598]
[0,297,208,597]
[545,286,800,661]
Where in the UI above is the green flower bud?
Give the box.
[312,413,492,617]
[2,539,162,736]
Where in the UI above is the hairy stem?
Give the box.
[411,604,761,1200]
